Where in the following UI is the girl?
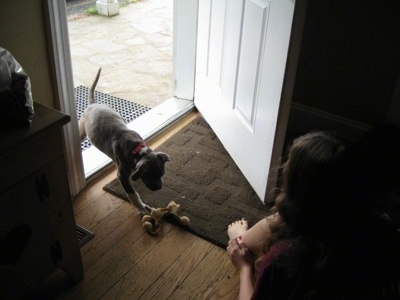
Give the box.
[227,131,400,299]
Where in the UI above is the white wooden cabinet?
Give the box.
[0,103,83,299]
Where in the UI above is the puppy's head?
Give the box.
[131,152,170,191]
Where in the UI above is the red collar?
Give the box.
[131,143,147,156]
[131,143,147,167]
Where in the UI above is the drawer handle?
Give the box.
[35,173,49,201]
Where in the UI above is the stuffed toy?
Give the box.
[141,201,190,235]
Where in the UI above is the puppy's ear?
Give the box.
[156,152,170,163]
[131,160,147,181]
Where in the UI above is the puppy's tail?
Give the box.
[88,68,102,105]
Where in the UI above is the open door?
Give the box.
[195,0,297,202]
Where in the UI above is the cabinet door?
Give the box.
[0,170,56,298]
[0,157,83,298]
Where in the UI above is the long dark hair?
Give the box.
[264,131,400,296]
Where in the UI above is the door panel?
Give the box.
[195,0,295,202]
[236,1,268,127]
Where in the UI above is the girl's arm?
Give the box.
[228,237,255,299]
[238,262,255,300]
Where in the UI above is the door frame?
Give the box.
[45,0,198,196]
[264,0,308,203]
[45,0,85,196]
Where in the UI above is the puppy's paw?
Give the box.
[137,205,153,217]
[137,208,147,217]
[144,204,153,213]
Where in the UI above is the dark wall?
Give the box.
[0,0,57,108]
[291,0,400,126]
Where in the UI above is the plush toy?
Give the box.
[141,201,190,235]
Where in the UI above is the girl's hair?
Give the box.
[275,131,360,238]
[263,131,400,295]
[261,131,351,256]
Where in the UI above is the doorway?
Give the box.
[67,0,176,178]
[47,0,197,195]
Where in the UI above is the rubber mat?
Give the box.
[103,116,269,248]
[74,85,151,151]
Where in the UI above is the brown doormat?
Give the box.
[103,116,270,248]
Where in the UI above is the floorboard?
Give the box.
[34,111,240,299]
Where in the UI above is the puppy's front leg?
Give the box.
[128,191,151,215]
[118,170,149,215]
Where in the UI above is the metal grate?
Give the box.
[76,224,95,248]
[74,86,151,151]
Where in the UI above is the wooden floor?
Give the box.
[36,112,240,300]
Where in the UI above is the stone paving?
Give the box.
[67,0,173,108]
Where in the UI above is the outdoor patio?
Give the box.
[67,0,173,109]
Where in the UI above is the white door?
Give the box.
[195,0,296,202]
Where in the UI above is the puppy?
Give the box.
[79,68,170,215]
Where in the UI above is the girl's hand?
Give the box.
[227,236,253,271]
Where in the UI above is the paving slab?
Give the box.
[67,0,173,108]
